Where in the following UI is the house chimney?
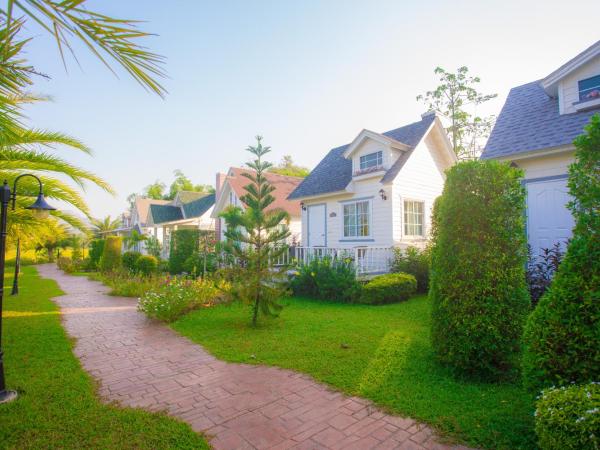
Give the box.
[215,172,226,241]
[421,110,437,119]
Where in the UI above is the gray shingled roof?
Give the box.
[288,115,435,199]
[482,81,599,159]
[182,193,215,218]
[149,204,183,224]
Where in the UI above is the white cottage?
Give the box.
[288,112,456,273]
[482,40,600,255]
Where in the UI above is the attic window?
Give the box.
[578,75,600,102]
[359,151,383,171]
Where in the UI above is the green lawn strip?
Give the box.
[0,266,209,450]
[172,295,536,450]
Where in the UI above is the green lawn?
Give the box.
[173,295,536,450]
[0,266,209,450]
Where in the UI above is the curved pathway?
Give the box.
[37,264,470,450]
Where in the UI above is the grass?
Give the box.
[0,266,209,449]
[173,295,537,450]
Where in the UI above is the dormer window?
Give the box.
[359,151,383,171]
[579,75,600,102]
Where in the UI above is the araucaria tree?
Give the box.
[522,114,600,392]
[220,136,291,326]
[429,160,530,380]
[417,66,497,160]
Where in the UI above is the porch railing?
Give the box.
[290,246,394,276]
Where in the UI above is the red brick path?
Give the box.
[37,265,472,450]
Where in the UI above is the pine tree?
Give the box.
[220,136,291,326]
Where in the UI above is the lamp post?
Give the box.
[0,174,55,404]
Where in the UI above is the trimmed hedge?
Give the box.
[89,239,105,269]
[136,255,158,276]
[534,382,599,450]
[99,236,122,272]
[169,229,199,274]
[359,273,416,305]
[523,114,600,392]
[430,160,530,380]
[122,251,141,272]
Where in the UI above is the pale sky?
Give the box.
[21,0,599,219]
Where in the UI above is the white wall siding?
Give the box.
[391,134,447,247]
[515,151,574,179]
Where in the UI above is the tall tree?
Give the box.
[220,136,290,326]
[144,180,166,200]
[167,170,214,200]
[90,215,121,237]
[417,66,497,160]
[269,155,310,178]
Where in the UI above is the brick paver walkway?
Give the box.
[38,264,471,450]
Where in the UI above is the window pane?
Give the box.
[579,75,600,101]
[359,151,383,170]
[343,200,370,237]
[404,200,424,236]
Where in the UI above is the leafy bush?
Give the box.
[183,251,217,277]
[144,236,162,259]
[169,229,199,274]
[291,257,361,303]
[137,276,221,322]
[430,160,530,380]
[534,382,599,450]
[88,271,163,297]
[391,246,430,293]
[57,256,76,273]
[122,251,142,272]
[526,243,564,306]
[136,255,158,276]
[99,236,122,272]
[89,239,105,269]
[359,273,416,305]
[523,114,600,392]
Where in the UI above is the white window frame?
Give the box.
[343,199,372,238]
[403,199,425,237]
[359,151,383,171]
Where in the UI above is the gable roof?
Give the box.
[182,193,215,218]
[134,197,169,227]
[481,81,598,160]
[288,114,436,199]
[219,168,303,217]
[149,204,184,224]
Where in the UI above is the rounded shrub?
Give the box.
[359,273,416,305]
[429,160,530,380]
[534,382,599,450]
[523,114,600,392]
[136,255,158,276]
[122,251,141,272]
[99,236,122,272]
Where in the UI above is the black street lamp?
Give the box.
[0,174,55,404]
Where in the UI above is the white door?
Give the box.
[307,204,326,247]
[527,178,574,256]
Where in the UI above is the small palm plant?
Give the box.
[220,136,291,326]
[90,215,121,237]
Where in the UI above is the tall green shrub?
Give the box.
[522,114,600,392]
[89,239,105,268]
[100,236,122,272]
[430,160,530,380]
[391,246,431,293]
[168,229,199,274]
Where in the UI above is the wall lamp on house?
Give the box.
[300,202,306,211]
[379,189,387,200]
